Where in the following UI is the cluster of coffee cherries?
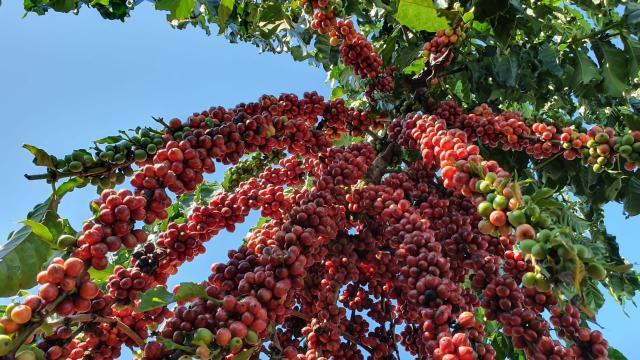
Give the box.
[72,189,149,270]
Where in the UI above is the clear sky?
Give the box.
[0,1,638,358]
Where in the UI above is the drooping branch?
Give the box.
[364,142,401,184]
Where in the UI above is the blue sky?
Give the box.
[0,1,638,358]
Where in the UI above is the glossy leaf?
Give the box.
[395,0,449,32]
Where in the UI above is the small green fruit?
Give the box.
[595,132,609,144]
[587,263,607,280]
[193,328,214,347]
[507,210,526,227]
[619,145,632,156]
[16,350,36,360]
[113,153,125,164]
[478,180,492,193]
[477,202,493,218]
[229,337,243,352]
[134,149,148,162]
[621,134,634,146]
[485,172,497,183]
[633,142,640,153]
[68,161,83,172]
[492,195,507,210]
[534,275,551,292]
[522,272,537,287]
[556,245,572,259]
[146,144,158,155]
[0,334,12,356]
[519,240,537,255]
[57,234,77,248]
[486,193,497,203]
[245,330,259,345]
[531,243,548,260]
[575,244,591,260]
[536,229,552,243]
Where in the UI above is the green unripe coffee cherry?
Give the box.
[193,328,214,346]
[123,166,134,176]
[536,214,550,228]
[621,134,634,146]
[55,159,67,169]
[592,164,603,173]
[120,141,132,150]
[146,144,158,155]
[556,245,572,259]
[0,335,13,356]
[526,204,540,219]
[589,147,598,156]
[534,274,551,292]
[519,239,537,255]
[477,180,492,193]
[173,131,184,141]
[486,193,497,203]
[134,149,148,162]
[100,177,113,188]
[71,150,85,161]
[229,337,243,352]
[82,155,94,167]
[595,132,609,144]
[633,142,640,153]
[522,272,537,287]
[153,137,164,146]
[507,210,526,227]
[140,137,151,147]
[245,330,259,345]
[596,156,607,165]
[485,172,497,183]
[68,161,83,172]
[536,229,552,243]
[531,243,548,260]
[492,195,507,210]
[57,234,77,248]
[113,153,125,164]
[587,263,607,280]
[575,244,592,260]
[619,145,633,156]
[477,201,493,217]
[16,350,36,360]
[90,177,101,185]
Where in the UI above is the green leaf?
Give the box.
[623,176,640,216]
[174,282,207,301]
[0,199,54,296]
[20,220,54,243]
[402,58,426,76]
[538,43,563,76]
[573,48,602,85]
[135,286,174,312]
[23,144,55,168]
[608,346,629,360]
[156,0,195,20]
[492,53,518,87]
[157,337,194,352]
[395,0,449,32]
[596,41,630,97]
[233,346,257,360]
[218,0,234,30]
[624,3,640,33]
[56,177,85,198]
[622,36,640,80]
[94,135,124,144]
[605,177,623,201]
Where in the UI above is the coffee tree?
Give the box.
[1,0,640,359]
